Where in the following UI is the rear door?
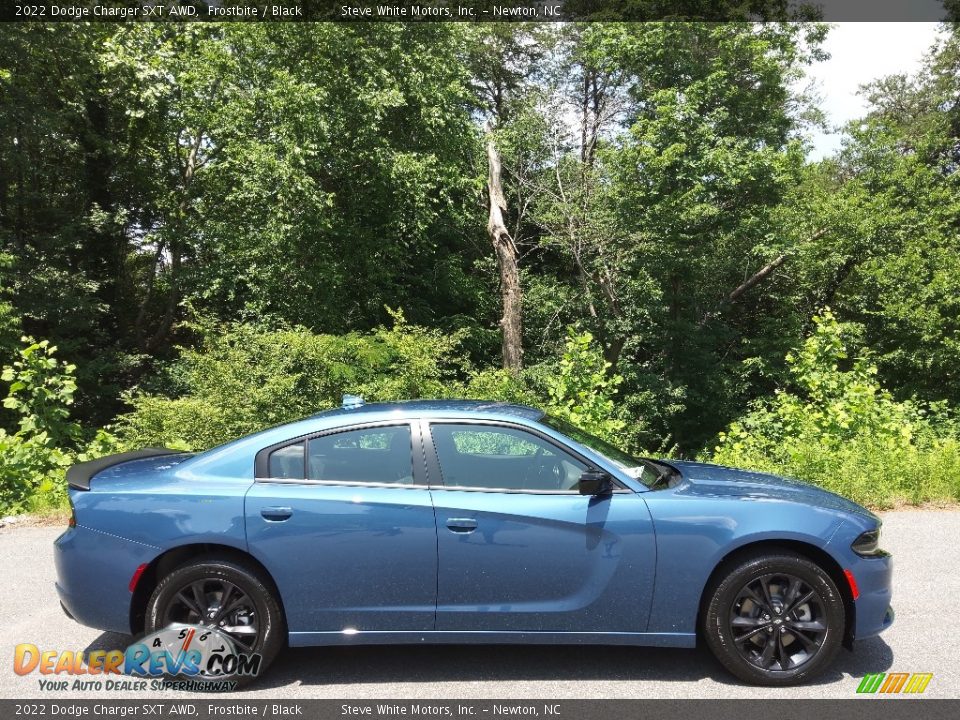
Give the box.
[426,420,656,634]
[245,421,437,637]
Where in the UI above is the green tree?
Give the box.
[0,254,19,373]
[524,23,828,452]
[0,24,490,425]
[826,27,960,406]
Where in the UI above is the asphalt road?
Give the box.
[1,511,957,700]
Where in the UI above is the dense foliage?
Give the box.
[712,311,960,507]
[116,314,626,452]
[1,23,958,513]
[118,312,468,450]
[0,340,81,512]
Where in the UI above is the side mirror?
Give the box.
[578,469,613,496]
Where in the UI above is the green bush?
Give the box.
[462,367,545,408]
[710,310,960,507]
[461,330,634,446]
[544,329,627,444]
[117,311,468,450]
[0,339,80,513]
[118,317,637,454]
[9,311,958,513]
[0,253,20,373]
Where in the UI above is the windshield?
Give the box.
[541,415,660,488]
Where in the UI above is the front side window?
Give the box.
[430,424,587,492]
[541,415,659,487]
[308,425,414,485]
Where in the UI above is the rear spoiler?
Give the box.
[66,448,181,491]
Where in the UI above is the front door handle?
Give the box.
[261,506,293,522]
[446,518,478,533]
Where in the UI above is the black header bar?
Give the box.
[1,1,956,23]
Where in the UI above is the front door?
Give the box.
[426,421,656,634]
[245,422,437,637]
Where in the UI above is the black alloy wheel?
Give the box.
[162,578,260,653]
[703,550,845,685]
[729,572,828,672]
[145,557,285,686]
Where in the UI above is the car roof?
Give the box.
[313,399,545,422]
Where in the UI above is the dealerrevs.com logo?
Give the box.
[14,624,261,692]
[856,672,934,694]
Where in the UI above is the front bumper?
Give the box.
[850,552,894,640]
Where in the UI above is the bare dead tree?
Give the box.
[486,135,523,372]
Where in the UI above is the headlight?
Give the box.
[852,526,884,557]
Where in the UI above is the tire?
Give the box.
[145,557,285,687]
[703,550,845,686]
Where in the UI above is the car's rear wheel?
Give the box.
[145,557,285,687]
[703,550,845,685]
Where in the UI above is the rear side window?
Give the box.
[269,442,304,479]
[307,425,414,485]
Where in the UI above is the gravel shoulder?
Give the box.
[0,511,957,699]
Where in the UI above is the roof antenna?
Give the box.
[342,394,364,409]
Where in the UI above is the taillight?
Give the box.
[68,502,76,528]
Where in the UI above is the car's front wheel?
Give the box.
[703,550,845,685]
[145,557,285,686]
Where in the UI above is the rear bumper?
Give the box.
[54,525,158,635]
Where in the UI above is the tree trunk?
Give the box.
[486,135,523,372]
[145,129,205,353]
[15,121,25,249]
[134,240,165,349]
[80,93,122,313]
[700,228,829,326]
[727,227,828,305]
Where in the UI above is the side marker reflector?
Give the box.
[844,568,860,600]
[129,563,149,592]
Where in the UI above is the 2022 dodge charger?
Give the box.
[55,398,893,686]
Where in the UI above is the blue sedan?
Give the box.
[55,398,893,686]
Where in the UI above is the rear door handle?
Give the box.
[446,518,478,533]
[261,506,293,522]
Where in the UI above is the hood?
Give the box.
[665,460,876,519]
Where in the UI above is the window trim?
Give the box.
[254,420,428,488]
[421,418,630,495]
